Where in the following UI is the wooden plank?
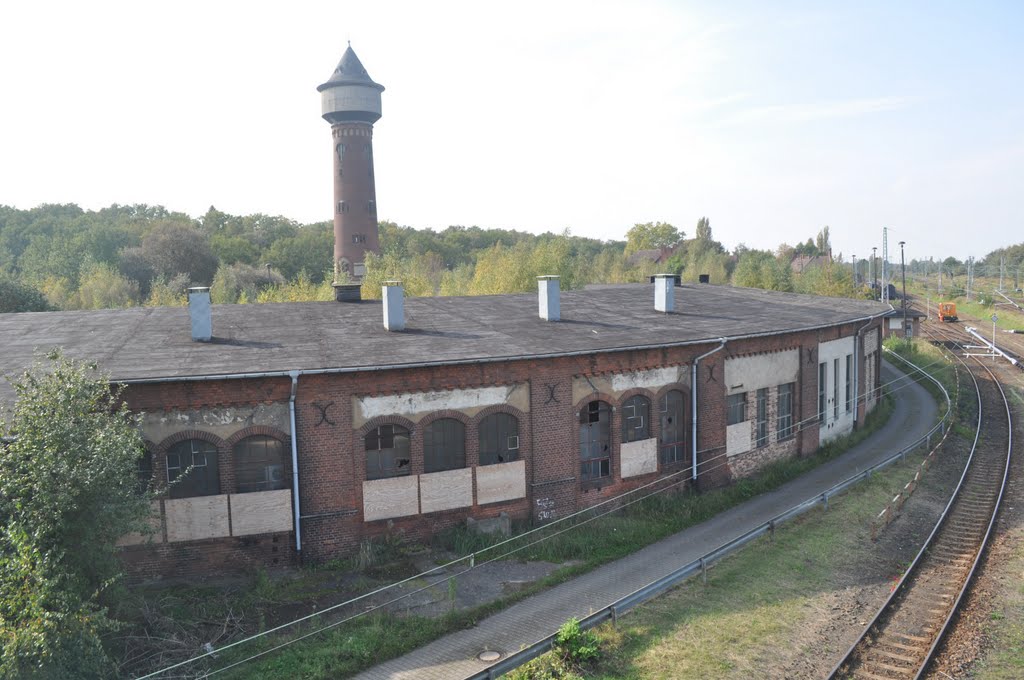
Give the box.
[620,438,658,478]
[727,421,753,455]
[363,475,419,521]
[165,495,230,542]
[117,500,164,546]
[420,467,473,514]
[476,460,526,505]
[230,489,293,536]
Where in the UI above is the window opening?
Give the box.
[756,388,768,448]
[580,401,611,480]
[777,383,794,440]
[845,354,853,413]
[234,435,287,493]
[365,424,411,480]
[479,413,519,465]
[424,418,465,473]
[166,439,220,498]
[726,393,747,425]
[818,362,827,423]
[621,395,650,443]
[659,390,686,465]
[833,358,839,420]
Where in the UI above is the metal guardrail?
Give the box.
[470,350,952,679]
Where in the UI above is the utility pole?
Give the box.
[882,227,889,305]
[871,246,878,299]
[966,256,973,301]
[899,241,909,337]
[1000,256,1005,292]
[852,253,857,286]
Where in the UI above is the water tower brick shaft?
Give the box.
[317,45,384,279]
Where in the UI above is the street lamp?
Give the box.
[899,241,908,337]
[852,253,857,286]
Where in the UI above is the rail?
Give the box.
[470,351,952,680]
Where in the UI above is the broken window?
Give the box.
[234,435,288,493]
[659,389,686,465]
[364,424,411,480]
[166,439,220,498]
[726,393,747,425]
[777,383,794,440]
[479,413,519,465]
[424,418,465,473]
[621,395,650,443]
[756,388,768,448]
[580,400,611,481]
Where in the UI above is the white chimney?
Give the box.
[538,275,560,321]
[383,280,405,331]
[188,287,212,342]
[654,274,675,313]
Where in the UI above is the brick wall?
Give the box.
[121,319,886,577]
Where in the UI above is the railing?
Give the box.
[470,349,952,679]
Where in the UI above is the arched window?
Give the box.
[233,435,287,493]
[580,400,611,481]
[166,439,220,498]
[659,390,687,465]
[424,418,465,473]
[364,424,411,480]
[621,395,651,443]
[479,413,519,466]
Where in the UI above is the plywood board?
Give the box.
[726,421,753,456]
[363,475,419,521]
[165,495,230,542]
[230,489,293,536]
[117,501,164,546]
[420,467,473,514]
[621,438,658,478]
[476,460,526,505]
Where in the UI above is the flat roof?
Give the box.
[0,284,891,403]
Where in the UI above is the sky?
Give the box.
[1,0,1021,263]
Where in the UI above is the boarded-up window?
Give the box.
[166,439,220,498]
[818,362,827,423]
[233,435,288,493]
[424,419,465,473]
[621,395,650,443]
[365,424,411,480]
[479,413,519,466]
[659,390,686,465]
[580,400,611,481]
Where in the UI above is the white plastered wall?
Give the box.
[818,336,856,443]
[724,350,799,455]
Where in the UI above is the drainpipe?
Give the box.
[288,370,302,554]
[692,339,727,482]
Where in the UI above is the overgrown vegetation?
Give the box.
[0,351,151,678]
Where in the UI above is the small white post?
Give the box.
[538,275,560,321]
[654,274,675,313]
[383,280,405,331]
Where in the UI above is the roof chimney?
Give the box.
[538,275,560,321]
[654,274,675,313]
[382,280,405,331]
[188,287,212,342]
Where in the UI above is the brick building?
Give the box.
[0,278,890,579]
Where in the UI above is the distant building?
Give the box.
[790,253,832,273]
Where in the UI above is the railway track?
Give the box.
[828,322,1013,679]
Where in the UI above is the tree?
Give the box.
[265,226,333,283]
[624,222,682,256]
[71,263,140,310]
[140,221,219,286]
[815,226,831,256]
[732,250,793,291]
[0,275,51,313]
[694,216,712,242]
[0,351,152,677]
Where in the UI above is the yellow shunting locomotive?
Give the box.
[938,302,958,322]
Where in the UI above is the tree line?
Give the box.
[1,203,937,314]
